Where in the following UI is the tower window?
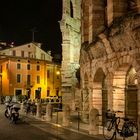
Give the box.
[70,1,73,18]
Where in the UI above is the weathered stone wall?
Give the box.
[80,13,140,136]
[60,0,81,110]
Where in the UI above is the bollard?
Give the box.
[89,107,99,135]
[36,102,41,118]
[20,102,24,114]
[62,104,70,126]
[45,103,53,121]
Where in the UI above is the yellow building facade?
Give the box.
[0,43,61,100]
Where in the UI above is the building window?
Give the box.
[37,76,40,84]
[36,65,40,71]
[56,89,59,96]
[47,70,50,78]
[17,74,21,83]
[56,75,60,79]
[47,90,50,97]
[21,51,24,57]
[27,64,30,70]
[13,50,16,56]
[41,53,45,60]
[17,63,21,70]
[0,65,2,73]
[27,75,31,85]
[28,52,31,58]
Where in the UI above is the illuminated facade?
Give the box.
[0,42,61,100]
[60,0,140,137]
[80,0,140,136]
[60,0,81,109]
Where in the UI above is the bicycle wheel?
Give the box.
[103,119,115,140]
[128,122,138,140]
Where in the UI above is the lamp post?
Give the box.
[0,74,2,104]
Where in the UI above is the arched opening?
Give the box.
[126,67,138,120]
[93,68,107,125]
[113,65,138,120]
[70,1,73,18]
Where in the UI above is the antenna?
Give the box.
[30,27,37,42]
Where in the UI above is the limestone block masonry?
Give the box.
[60,0,81,109]
[80,13,140,136]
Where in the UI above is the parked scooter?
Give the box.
[5,96,20,124]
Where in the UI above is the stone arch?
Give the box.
[126,66,138,120]
[92,67,107,125]
[112,63,138,120]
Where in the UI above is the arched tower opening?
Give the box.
[70,1,73,18]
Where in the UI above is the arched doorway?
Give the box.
[93,68,107,125]
[126,67,138,120]
[113,65,138,120]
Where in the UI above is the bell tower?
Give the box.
[60,0,81,108]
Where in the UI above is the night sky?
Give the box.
[0,0,62,56]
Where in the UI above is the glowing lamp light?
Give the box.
[56,71,60,75]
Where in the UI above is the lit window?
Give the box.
[13,50,16,56]
[27,64,30,70]
[37,76,40,84]
[0,65,2,73]
[47,90,50,97]
[36,65,40,71]
[28,52,31,58]
[56,89,59,96]
[47,70,50,78]
[27,75,31,85]
[17,74,21,83]
[17,63,21,70]
[41,53,45,60]
[21,51,24,57]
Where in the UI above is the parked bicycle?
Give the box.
[103,110,138,140]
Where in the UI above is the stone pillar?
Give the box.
[45,103,53,121]
[63,104,70,126]
[20,102,24,114]
[89,107,99,135]
[36,102,41,118]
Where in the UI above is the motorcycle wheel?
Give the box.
[4,110,9,118]
[11,114,17,124]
